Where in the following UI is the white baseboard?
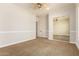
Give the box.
[0,31,36,48]
[0,37,35,48]
[75,42,79,49]
[69,41,75,44]
[70,41,79,50]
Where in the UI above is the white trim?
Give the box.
[70,40,79,50]
[69,41,75,44]
[76,42,79,49]
[75,39,79,49]
[0,37,35,48]
[0,31,34,33]
[0,31,36,48]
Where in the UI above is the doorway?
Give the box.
[53,16,70,42]
[36,15,48,39]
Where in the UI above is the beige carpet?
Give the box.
[0,38,79,56]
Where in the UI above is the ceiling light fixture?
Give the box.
[32,3,49,10]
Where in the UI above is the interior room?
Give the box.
[0,3,79,56]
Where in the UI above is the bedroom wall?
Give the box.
[48,4,76,43]
[0,4,36,48]
[76,4,79,49]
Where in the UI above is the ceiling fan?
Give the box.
[32,3,49,10]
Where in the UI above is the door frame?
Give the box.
[53,16,70,42]
[35,15,49,39]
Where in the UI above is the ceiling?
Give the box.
[13,3,76,15]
